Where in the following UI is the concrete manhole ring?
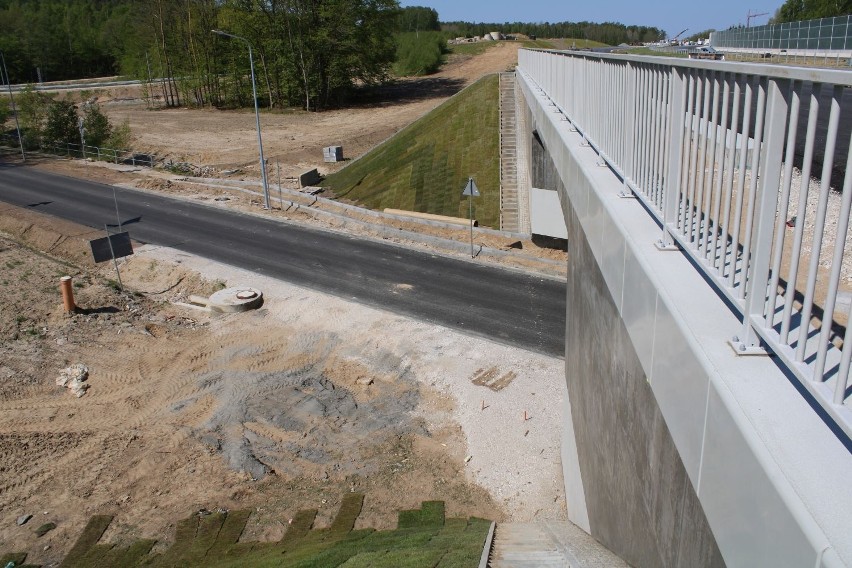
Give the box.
[208,287,264,312]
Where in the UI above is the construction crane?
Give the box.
[746,10,769,27]
[670,28,688,45]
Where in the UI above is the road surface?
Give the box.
[0,162,566,357]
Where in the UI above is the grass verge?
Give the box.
[321,75,500,227]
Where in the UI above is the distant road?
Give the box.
[6,78,142,93]
[0,163,567,357]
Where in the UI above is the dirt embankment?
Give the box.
[0,208,505,564]
[0,203,566,566]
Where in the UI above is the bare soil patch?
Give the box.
[0,204,565,566]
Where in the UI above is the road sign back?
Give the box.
[90,232,133,263]
[462,178,480,197]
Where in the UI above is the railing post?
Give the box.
[732,78,790,353]
[657,66,685,250]
[622,60,636,194]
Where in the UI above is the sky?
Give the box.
[399,0,779,39]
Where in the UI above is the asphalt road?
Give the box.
[0,162,566,357]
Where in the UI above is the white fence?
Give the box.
[518,49,852,436]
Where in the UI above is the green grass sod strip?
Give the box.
[322,75,501,228]
[434,519,492,568]
[59,515,113,568]
[280,509,317,547]
[147,515,198,566]
[207,509,252,556]
[340,547,445,568]
[185,512,226,560]
[75,544,116,568]
[328,494,364,536]
[104,539,156,567]
[420,501,445,527]
[16,498,492,567]
[397,509,422,530]
[426,518,471,551]
[352,528,436,553]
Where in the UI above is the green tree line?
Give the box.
[15,85,130,149]
[441,21,665,45]
[773,0,851,22]
[0,0,403,110]
[0,1,672,111]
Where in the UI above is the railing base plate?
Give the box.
[654,240,680,251]
[728,340,768,356]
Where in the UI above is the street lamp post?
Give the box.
[211,29,270,209]
[0,51,25,162]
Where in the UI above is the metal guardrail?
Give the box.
[0,135,156,168]
[518,49,852,436]
[41,141,155,168]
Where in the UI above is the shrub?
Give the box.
[106,117,131,149]
[82,103,112,147]
[393,31,447,76]
[43,100,79,145]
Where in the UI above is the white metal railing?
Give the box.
[518,49,852,437]
[41,141,156,168]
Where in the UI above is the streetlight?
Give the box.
[0,51,25,162]
[211,29,270,209]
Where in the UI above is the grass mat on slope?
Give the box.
[17,496,492,568]
[322,75,500,228]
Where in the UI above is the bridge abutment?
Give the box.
[517,62,851,567]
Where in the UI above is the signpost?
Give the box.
[462,177,480,258]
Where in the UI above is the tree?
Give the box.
[43,100,79,145]
[82,103,111,146]
[215,0,400,111]
[0,97,9,125]
[397,6,439,33]
[685,29,716,42]
[774,0,852,22]
[17,85,51,133]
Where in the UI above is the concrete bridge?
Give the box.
[514,50,852,567]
